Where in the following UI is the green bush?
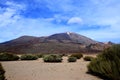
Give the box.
[0,53,19,61]
[68,57,77,62]
[36,54,43,58]
[20,54,38,60]
[70,53,83,59]
[59,54,68,57]
[83,56,94,61]
[0,63,5,80]
[43,54,62,62]
[87,44,120,80]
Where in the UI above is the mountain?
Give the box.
[0,32,112,54]
[44,32,96,45]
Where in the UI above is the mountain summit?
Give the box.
[45,32,96,45]
[0,32,111,54]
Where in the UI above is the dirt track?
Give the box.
[1,56,102,80]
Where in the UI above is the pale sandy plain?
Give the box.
[1,54,102,80]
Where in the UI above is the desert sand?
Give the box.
[1,55,102,80]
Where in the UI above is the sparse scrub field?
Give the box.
[43,54,62,62]
[87,44,120,80]
[68,56,77,62]
[0,53,19,61]
[1,54,101,80]
[83,56,94,61]
[0,63,5,80]
[36,54,43,58]
[20,54,38,60]
[70,53,83,59]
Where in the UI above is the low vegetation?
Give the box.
[83,56,94,61]
[70,53,83,59]
[68,56,77,62]
[20,54,38,60]
[59,54,67,57]
[0,63,5,80]
[87,44,120,80]
[43,54,62,62]
[36,54,43,58]
[0,53,19,61]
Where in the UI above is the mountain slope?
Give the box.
[44,32,96,45]
[0,32,111,54]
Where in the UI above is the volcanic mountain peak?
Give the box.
[66,32,73,36]
[0,32,113,53]
[47,32,71,40]
[0,32,110,54]
[1,32,97,45]
[45,32,97,45]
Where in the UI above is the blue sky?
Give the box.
[0,0,120,43]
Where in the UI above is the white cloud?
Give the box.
[0,8,19,27]
[67,17,82,25]
[0,17,72,42]
[0,1,26,27]
[46,0,74,12]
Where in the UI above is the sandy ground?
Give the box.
[1,55,102,80]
